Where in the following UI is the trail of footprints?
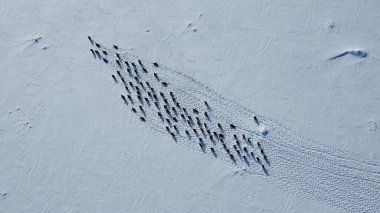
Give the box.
[88,36,270,174]
[87,36,380,212]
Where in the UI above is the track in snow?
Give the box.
[88,37,380,213]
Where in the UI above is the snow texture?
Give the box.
[1,0,380,212]
[89,40,380,212]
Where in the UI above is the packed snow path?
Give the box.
[88,37,380,213]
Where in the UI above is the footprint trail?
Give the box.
[88,37,380,213]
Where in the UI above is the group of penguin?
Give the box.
[88,36,270,174]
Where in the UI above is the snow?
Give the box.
[1,0,380,212]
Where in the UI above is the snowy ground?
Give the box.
[1,0,380,212]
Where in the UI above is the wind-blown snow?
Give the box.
[1,0,380,212]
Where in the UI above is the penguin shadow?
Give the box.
[262,165,269,176]
[90,49,96,58]
[210,148,217,158]
[230,154,237,165]
[173,125,180,135]
[139,106,146,116]
[121,95,128,105]
[263,155,271,166]
[185,130,192,140]
[127,95,134,105]
[112,75,118,84]
[243,156,250,166]
[199,143,205,153]
[88,36,94,45]
[154,73,160,81]
[170,132,178,142]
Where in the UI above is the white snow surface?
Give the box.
[1,0,380,213]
